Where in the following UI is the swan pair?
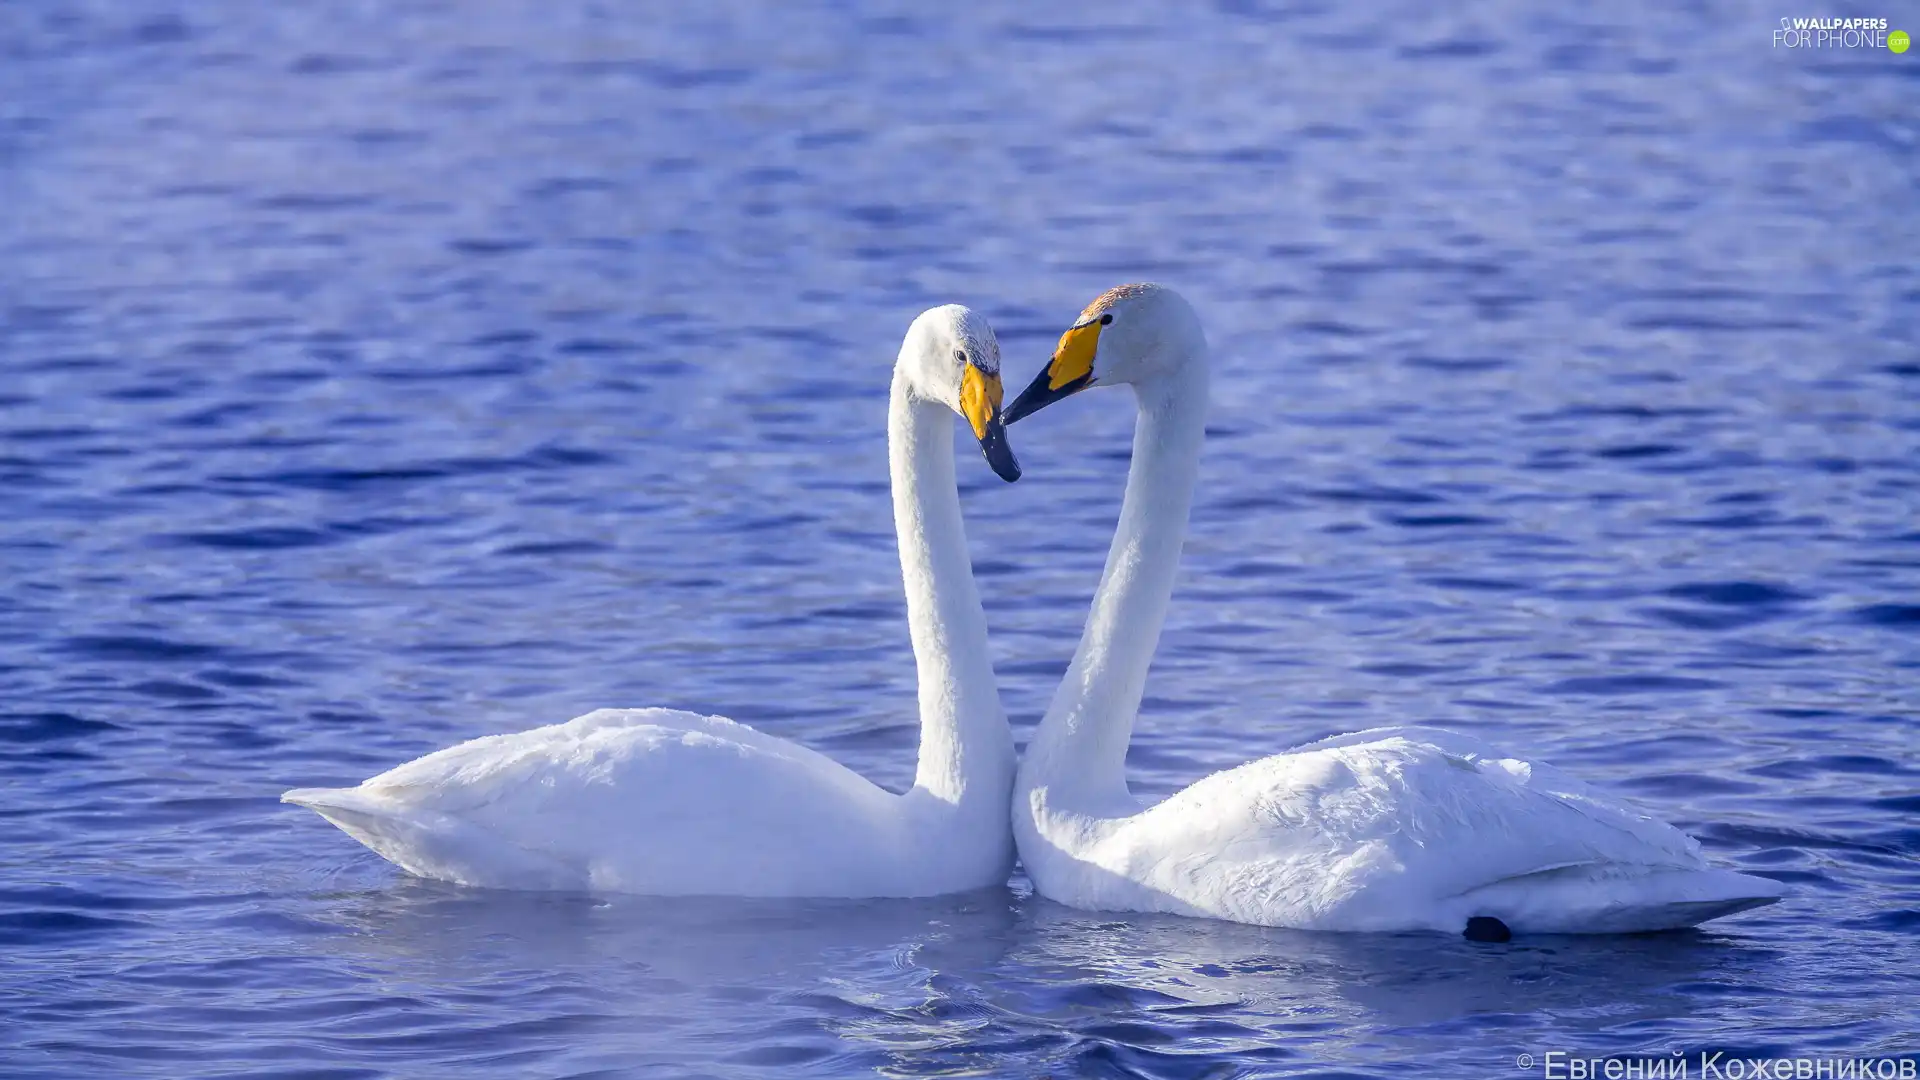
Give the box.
[287,287,1784,936]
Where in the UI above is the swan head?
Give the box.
[902,304,1022,482]
[1003,283,1203,424]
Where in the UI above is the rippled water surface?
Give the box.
[4,2,1917,1076]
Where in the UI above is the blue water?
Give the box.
[3,2,1917,1076]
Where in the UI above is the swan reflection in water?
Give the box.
[307,876,1783,1074]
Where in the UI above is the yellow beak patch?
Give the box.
[1049,320,1101,390]
[960,365,1004,440]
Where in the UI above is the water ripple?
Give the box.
[1,0,1913,1076]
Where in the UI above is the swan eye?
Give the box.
[955,349,968,365]
[1099,313,1113,325]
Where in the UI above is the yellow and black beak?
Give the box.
[961,365,1021,482]
[1003,315,1101,425]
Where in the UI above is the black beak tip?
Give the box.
[1004,367,1090,426]
[1002,368,1052,426]
[979,421,1021,483]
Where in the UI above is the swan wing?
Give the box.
[284,708,910,896]
[1094,726,1779,932]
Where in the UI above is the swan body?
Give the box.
[286,708,975,896]
[286,306,1024,897]
[1002,284,1785,934]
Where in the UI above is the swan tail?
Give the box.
[1457,865,1785,935]
[282,786,584,890]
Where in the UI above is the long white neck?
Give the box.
[1023,360,1208,808]
[889,370,1014,819]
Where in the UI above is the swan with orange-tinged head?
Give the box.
[1004,283,1785,936]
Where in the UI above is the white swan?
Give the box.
[285,305,1023,897]
[1001,283,1785,936]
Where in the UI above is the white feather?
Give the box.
[285,307,1018,898]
